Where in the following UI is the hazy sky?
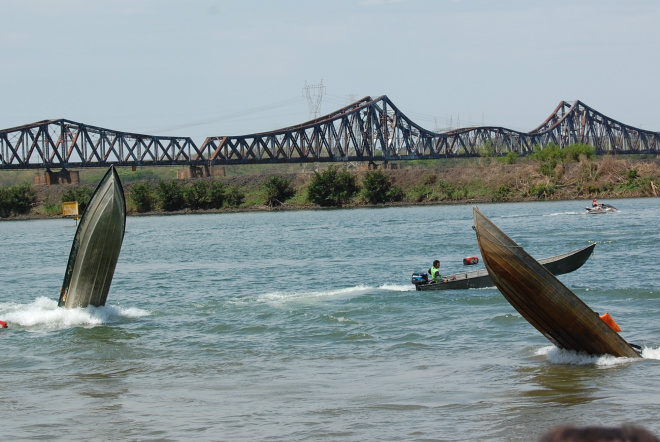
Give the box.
[2,0,658,145]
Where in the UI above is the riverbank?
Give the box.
[3,155,660,221]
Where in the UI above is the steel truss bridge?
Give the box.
[1,96,658,170]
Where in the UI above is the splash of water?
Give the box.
[0,296,149,331]
[535,345,659,365]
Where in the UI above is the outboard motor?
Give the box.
[411,272,429,287]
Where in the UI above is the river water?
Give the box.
[1,198,658,441]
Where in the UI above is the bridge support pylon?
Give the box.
[34,168,80,185]
[176,165,225,180]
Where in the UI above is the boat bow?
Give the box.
[58,166,126,308]
[473,206,639,358]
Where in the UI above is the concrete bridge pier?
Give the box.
[34,168,80,185]
[176,165,225,180]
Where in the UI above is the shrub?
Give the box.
[386,184,405,202]
[564,143,595,162]
[503,151,518,165]
[531,144,564,162]
[40,199,62,216]
[264,176,294,207]
[532,143,595,164]
[435,179,457,199]
[129,182,154,213]
[0,184,36,217]
[539,160,558,178]
[361,170,393,204]
[617,169,641,192]
[409,185,432,202]
[225,185,245,208]
[529,183,555,199]
[636,177,659,196]
[361,171,404,203]
[156,180,185,211]
[184,180,225,210]
[492,184,511,202]
[422,174,437,185]
[307,166,358,207]
[206,182,226,209]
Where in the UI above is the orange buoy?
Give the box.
[463,256,479,265]
[600,312,621,332]
[0,320,7,329]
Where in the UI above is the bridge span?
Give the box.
[1,96,658,171]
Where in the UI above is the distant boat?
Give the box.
[412,244,595,291]
[58,166,126,308]
[584,203,618,214]
[473,206,640,358]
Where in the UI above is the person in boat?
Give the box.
[592,198,603,210]
[429,260,448,284]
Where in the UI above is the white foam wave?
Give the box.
[258,285,377,305]
[535,345,653,366]
[545,211,580,216]
[0,296,150,331]
[379,283,414,292]
[640,346,660,360]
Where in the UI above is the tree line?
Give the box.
[2,143,658,218]
[0,167,404,218]
[126,167,404,213]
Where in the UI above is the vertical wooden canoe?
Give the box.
[473,206,640,358]
[58,166,126,308]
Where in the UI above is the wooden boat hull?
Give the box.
[473,206,640,358]
[58,166,126,308]
[414,243,595,291]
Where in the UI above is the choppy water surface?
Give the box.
[1,198,658,441]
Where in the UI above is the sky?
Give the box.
[2,0,658,146]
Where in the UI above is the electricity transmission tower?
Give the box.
[303,80,326,119]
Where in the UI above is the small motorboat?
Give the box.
[584,203,618,214]
[411,243,595,291]
[58,166,126,309]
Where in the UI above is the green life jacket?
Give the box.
[429,266,442,283]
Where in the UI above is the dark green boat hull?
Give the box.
[58,166,126,308]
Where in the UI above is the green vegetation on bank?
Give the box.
[1,144,659,219]
[307,166,359,206]
[0,184,35,217]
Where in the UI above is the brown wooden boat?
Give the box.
[473,206,640,358]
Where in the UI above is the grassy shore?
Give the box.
[2,154,659,220]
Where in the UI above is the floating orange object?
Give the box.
[600,312,621,332]
[0,320,7,328]
[463,256,479,265]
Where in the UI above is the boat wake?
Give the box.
[379,283,414,292]
[0,296,149,331]
[535,345,660,365]
[545,211,582,217]
[258,285,374,305]
[257,283,413,306]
